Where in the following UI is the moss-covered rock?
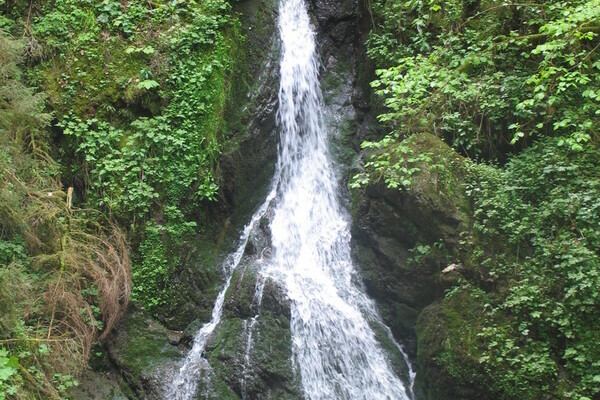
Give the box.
[204,265,303,399]
[351,133,471,354]
[219,0,280,228]
[106,309,180,399]
[415,289,493,400]
[69,368,128,400]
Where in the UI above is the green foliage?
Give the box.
[133,223,169,309]
[132,206,196,314]
[0,348,18,399]
[1,28,129,398]
[26,0,239,223]
[351,134,432,189]
[365,9,600,396]
[407,240,448,266]
[366,0,600,157]
[14,0,242,330]
[1,0,242,341]
[455,137,600,399]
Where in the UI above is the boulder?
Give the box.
[105,309,180,399]
[351,133,471,354]
[204,265,303,399]
[415,291,493,400]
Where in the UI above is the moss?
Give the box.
[379,300,420,347]
[368,318,412,384]
[223,0,279,151]
[108,310,179,392]
[195,318,243,399]
[35,34,153,122]
[252,312,296,384]
[217,0,280,228]
[223,266,258,319]
[203,271,302,399]
[415,288,492,400]
[208,318,246,379]
[135,228,233,331]
[404,133,470,219]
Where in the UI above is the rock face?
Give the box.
[105,310,180,399]
[350,133,471,355]
[166,0,282,332]
[203,265,303,399]
[219,0,281,228]
[347,133,501,400]
[415,295,493,400]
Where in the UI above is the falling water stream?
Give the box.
[169,0,414,398]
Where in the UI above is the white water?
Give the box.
[168,0,414,398]
[266,0,411,398]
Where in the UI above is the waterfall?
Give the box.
[168,0,414,398]
[267,0,411,398]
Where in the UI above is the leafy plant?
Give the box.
[351,135,432,189]
[0,29,129,398]
[132,206,196,314]
[458,137,600,399]
[0,348,18,399]
[366,0,600,157]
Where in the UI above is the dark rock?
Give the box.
[220,0,280,229]
[351,133,471,355]
[261,278,291,319]
[69,368,127,400]
[307,0,357,30]
[224,267,259,320]
[106,309,180,399]
[414,292,493,400]
[207,271,302,399]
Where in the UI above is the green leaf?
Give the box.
[137,80,159,90]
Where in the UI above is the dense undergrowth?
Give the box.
[457,139,600,399]
[361,0,600,398]
[1,0,240,397]
[0,30,130,399]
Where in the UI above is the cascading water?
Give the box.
[267,0,411,398]
[168,0,415,398]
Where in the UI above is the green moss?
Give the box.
[36,35,151,121]
[223,267,258,319]
[252,312,295,383]
[404,133,470,217]
[109,310,179,389]
[368,318,412,383]
[415,288,491,400]
[203,272,302,399]
[208,318,245,378]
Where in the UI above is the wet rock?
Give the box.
[224,267,259,320]
[260,278,291,319]
[207,271,302,399]
[220,0,280,228]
